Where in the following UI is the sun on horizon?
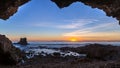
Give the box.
[69,37,78,42]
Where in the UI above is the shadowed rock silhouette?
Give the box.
[0,34,22,65]
[17,37,28,45]
[0,0,30,20]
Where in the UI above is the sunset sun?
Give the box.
[70,38,78,42]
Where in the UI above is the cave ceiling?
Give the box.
[51,0,120,24]
[0,0,30,20]
[0,0,120,25]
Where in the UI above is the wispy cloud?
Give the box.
[57,19,98,29]
[62,22,119,37]
[28,19,98,29]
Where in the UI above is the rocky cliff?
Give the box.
[52,0,120,24]
[0,0,30,20]
[0,34,22,65]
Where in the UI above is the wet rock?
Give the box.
[0,0,30,20]
[0,34,22,65]
[18,38,28,45]
[83,44,118,60]
[53,52,61,58]
[60,44,120,60]
[52,0,120,24]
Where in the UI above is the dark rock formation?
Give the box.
[52,0,120,24]
[60,44,120,60]
[18,38,28,45]
[0,0,30,20]
[0,34,22,65]
[82,44,119,60]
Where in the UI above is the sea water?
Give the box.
[13,41,120,49]
[13,41,120,59]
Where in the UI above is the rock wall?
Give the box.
[0,0,30,20]
[0,34,22,65]
[52,0,120,24]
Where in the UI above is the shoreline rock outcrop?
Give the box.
[60,44,120,61]
[0,34,22,65]
[17,37,28,45]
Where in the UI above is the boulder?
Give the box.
[17,37,28,45]
[0,34,22,65]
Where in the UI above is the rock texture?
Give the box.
[0,34,22,65]
[60,44,120,60]
[0,0,30,20]
[18,38,28,45]
[52,0,120,24]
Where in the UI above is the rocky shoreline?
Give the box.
[20,44,120,68]
[0,35,120,68]
[1,44,120,68]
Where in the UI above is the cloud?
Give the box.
[28,19,98,29]
[57,19,98,29]
[62,22,119,37]
[58,23,81,29]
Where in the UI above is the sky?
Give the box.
[0,0,120,42]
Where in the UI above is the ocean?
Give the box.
[13,41,120,59]
[13,41,120,49]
